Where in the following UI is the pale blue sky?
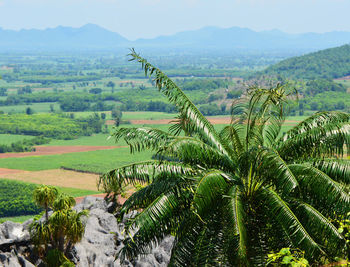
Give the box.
[0,0,349,40]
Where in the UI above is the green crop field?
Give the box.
[0,102,61,113]
[0,179,99,223]
[0,215,34,223]
[0,134,35,145]
[0,147,153,173]
[47,133,116,146]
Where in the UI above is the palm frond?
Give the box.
[119,190,188,261]
[223,186,249,266]
[120,174,194,217]
[99,160,197,193]
[281,111,350,141]
[293,201,345,256]
[192,170,231,217]
[168,215,204,267]
[112,127,173,153]
[278,122,350,160]
[312,158,350,184]
[259,187,323,258]
[219,124,245,157]
[129,49,229,156]
[258,148,299,195]
[262,110,285,147]
[159,137,236,172]
[289,164,350,212]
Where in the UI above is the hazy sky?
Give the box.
[0,0,349,40]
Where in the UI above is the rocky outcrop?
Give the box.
[0,196,174,267]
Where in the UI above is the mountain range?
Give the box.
[0,23,350,53]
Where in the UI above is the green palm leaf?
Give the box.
[119,190,188,261]
[112,127,173,153]
[312,158,350,184]
[192,170,231,216]
[120,174,193,216]
[258,148,299,195]
[160,137,236,172]
[223,186,249,266]
[98,160,197,192]
[278,122,350,160]
[282,111,350,140]
[259,187,323,258]
[293,201,345,255]
[289,164,350,212]
[129,49,229,156]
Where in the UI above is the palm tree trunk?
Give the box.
[45,203,49,222]
[58,233,65,253]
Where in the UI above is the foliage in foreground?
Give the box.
[30,185,88,265]
[267,248,309,266]
[99,50,350,266]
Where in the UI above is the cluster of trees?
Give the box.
[299,91,350,113]
[19,75,101,85]
[0,180,42,218]
[303,79,346,96]
[0,113,103,139]
[177,78,232,91]
[17,85,32,95]
[99,53,350,265]
[263,44,350,79]
[0,136,50,153]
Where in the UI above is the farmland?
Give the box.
[0,51,346,223]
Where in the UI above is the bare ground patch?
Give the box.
[0,145,123,159]
[0,169,100,191]
[0,168,28,176]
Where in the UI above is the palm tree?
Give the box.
[33,185,58,222]
[30,188,88,263]
[99,50,350,265]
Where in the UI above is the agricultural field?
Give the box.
[0,51,345,225]
[0,179,99,221]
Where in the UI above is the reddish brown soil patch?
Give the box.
[0,145,123,159]
[1,169,100,191]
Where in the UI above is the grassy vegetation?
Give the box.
[0,215,35,223]
[47,133,116,146]
[0,102,61,113]
[0,134,35,145]
[0,147,154,173]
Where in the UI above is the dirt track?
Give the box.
[0,145,124,159]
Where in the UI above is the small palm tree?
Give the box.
[33,185,58,221]
[99,50,350,265]
[30,187,88,264]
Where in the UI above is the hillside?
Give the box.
[262,44,350,79]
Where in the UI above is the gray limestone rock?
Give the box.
[0,250,35,267]
[0,196,174,267]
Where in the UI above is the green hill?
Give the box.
[262,44,350,79]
